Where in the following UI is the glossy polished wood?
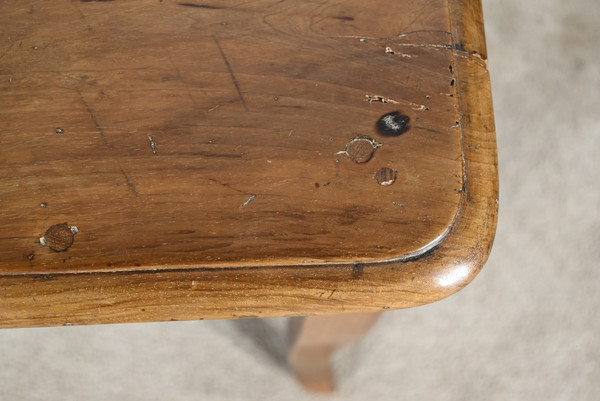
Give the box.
[0,0,497,328]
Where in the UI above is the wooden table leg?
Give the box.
[287,312,382,393]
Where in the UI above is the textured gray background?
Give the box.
[1,0,599,399]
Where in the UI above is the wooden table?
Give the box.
[0,0,496,350]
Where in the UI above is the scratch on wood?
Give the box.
[209,178,244,193]
[148,135,158,155]
[394,43,452,49]
[397,29,452,38]
[242,194,256,207]
[120,167,139,197]
[385,47,412,58]
[212,36,248,111]
[76,88,111,148]
[0,44,14,61]
[179,2,222,8]
[365,95,399,104]
[410,102,429,111]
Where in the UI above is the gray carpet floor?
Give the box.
[1,0,599,399]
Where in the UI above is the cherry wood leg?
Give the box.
[287,312,382,393]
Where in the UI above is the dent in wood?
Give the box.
[336,136,381,164]
[39,223,78,252]
[373,167,397,186]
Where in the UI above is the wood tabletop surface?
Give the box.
[0,0,498,328]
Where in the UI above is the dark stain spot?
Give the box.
[175,229,196,235]
[141,308,146,312]
[376,112,410,136]
[352,263,364,279]
[42,223,76,252]
[449,65,453,74]
[275,105,304,109]
[33,274,55,281]
[374,167,397,186]
[342,136,381,163]
[450,78,455,87]
[333,16,354,21]
[179,3,222,8]
[27,252,35,260]
[314,182,320,188]
[453,43,466,52]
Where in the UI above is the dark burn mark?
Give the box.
[332,16,354,21]
[352,263,364,279]
[179,3,222,9]
[376,111,410,136]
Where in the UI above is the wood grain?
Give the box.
[0,0,498,328]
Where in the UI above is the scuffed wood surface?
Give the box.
[0,0,497,328]
[0,0,461,273]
